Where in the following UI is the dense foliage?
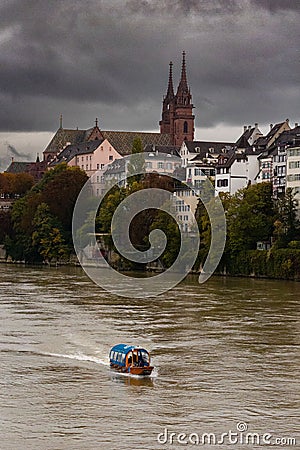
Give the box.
[1,158,300,280]
[0,172,34,196]
[206,184,300,279]
[1,164,88,263]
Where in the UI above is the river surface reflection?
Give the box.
[0,265,299,449]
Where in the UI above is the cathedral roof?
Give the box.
[101,131,171,155]
[44,127,172,158]
[44,128,87,155]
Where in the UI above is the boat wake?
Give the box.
[42,351,109,366]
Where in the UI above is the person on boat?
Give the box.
[133,352,138,366]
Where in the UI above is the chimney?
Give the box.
[286,118,289,123]
[11,157,14,163]
[244,125,247,132]
[295,123,298,128]
[255,123,258,128]
[248,125,251,129]
[270,124,273,130]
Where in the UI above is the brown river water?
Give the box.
[0,265,299,449]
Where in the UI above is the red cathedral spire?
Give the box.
[159,51,194,145]
[176,51,189,96]
[166,61,174,100]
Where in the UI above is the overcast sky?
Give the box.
[1,0,300,170]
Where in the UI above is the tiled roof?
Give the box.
[103,158,126,175]
[185,140,235,155]
[44,128,87,154]
[44,127,172,157]
[244,147,262,156]
[256,122,287,148]
[236,134,251,148]
[5,161,33,173]
[101,131,171,155]
[217,152,246,168]
[50,140,104,166]
[143,144,180,156]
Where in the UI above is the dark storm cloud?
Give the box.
[0,143,32,172]
[0,0,299,133]
[6,144,31,160]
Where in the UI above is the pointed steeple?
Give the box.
[166,61,174,100]
[59,114,63,129]
[176,51,189,95]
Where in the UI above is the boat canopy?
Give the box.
[110,344,149,356]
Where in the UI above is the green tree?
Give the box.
[127,138,145,184]
[150,206,180,268]
[273,188,300,247]
[32,203,69,262]
[0,211,12,244]
[40,165,88,237]
[226,182,275,253]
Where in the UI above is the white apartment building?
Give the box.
[286,146,300,208]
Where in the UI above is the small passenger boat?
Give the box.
[109,344,154,376]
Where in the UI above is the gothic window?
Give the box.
[183,121,188,133]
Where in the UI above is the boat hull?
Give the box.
[110,363,153,376]
[129,366,154,376]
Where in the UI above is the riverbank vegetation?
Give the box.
[1,161,300,280]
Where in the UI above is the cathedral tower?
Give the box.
[160,52,194,145]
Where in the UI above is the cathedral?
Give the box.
[160,51,195,146]
[43,52,195,162]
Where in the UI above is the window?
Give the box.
[288,148,300,157]
[287,174,300,182]
[166,163,172,170]
[277,166,286,176]
[101,164,105,169]
[289,161,300,169]
[96,176,99,183]
[86,156,88,161]
[217,179,228,187]
[158,162,164,169]
[194,168,203,176]
[109,155,113,161]
[146,162,152,169]
[86,164,88,170]
[97,163,99,170]
[183,121,188,133]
